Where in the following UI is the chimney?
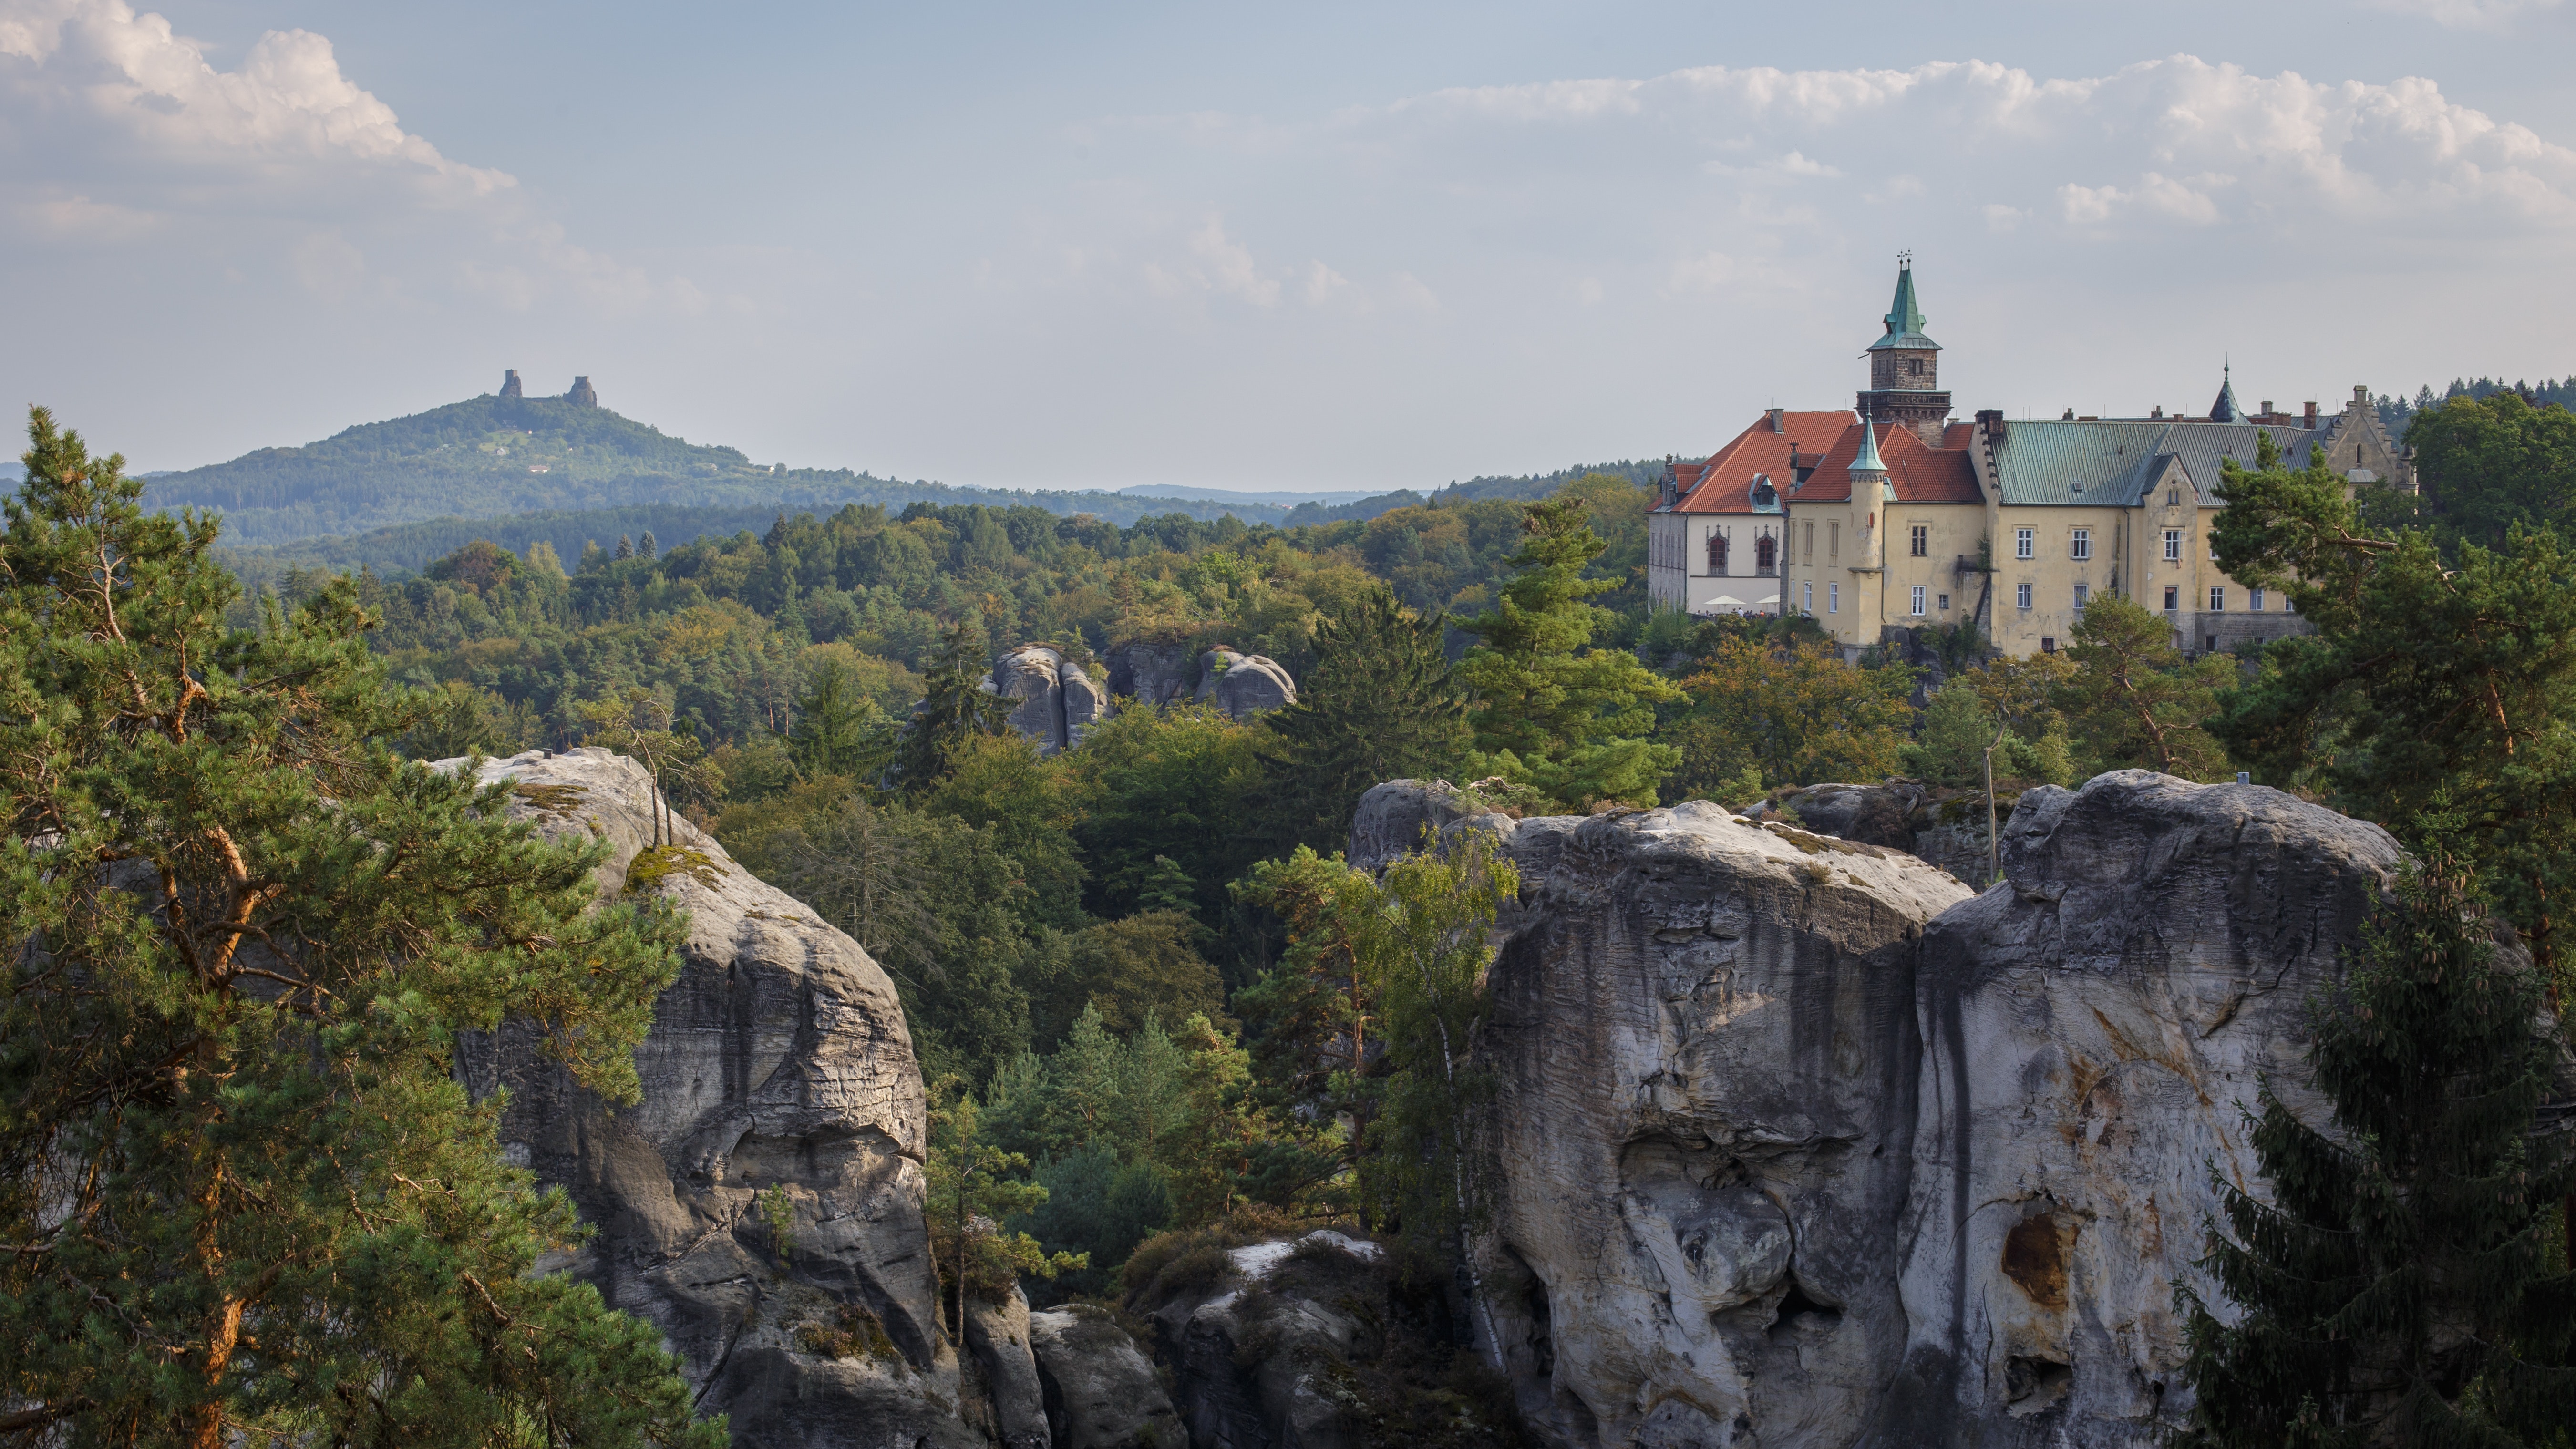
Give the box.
[1768,407,1785,433]
[2303,400,2318,429]
[2151,405,2164,419]
[1975,409,2005,448]
[2260,400,2275,417]
[2353,384,2370,408]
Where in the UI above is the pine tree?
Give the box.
[636,529,658,561]
[1454,494,1680,808]
[0,410,717,1448]
[788,657,897,784]
[615,533,635,560]
[1257,585,1472,853]
[2178,862,2576,1445]
[2053,592,2236,779]
[895,621,1012,791]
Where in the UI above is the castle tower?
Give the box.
[567,376,598,407]
[500,369,523,398]
[1852,421,1893,569]
[1858,259,1951,445]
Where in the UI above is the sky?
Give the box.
[3,0,2574,493]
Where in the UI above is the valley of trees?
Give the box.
[11,385,2576,1442]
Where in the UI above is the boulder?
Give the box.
[1759,781,2019,886]
[988,645,1067,753]
[1353,771,2407,1447]
[1028,1306,1186,1449]
[1060,660,1113,747]
[446,748,979,1449]
[1104,640,1198,707]
[1194,647,1297,719]
[966,1289,1050,1449]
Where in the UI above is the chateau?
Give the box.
[1646,264,2409,657]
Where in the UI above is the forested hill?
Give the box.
[150,391,1344,545]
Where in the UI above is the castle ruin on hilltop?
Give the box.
[497,370,598,407]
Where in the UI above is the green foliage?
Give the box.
[1454,495,1682,807]
[2177,863,2576,1445]
[2211,438,2576,983]
[924,1084,1084,1345]
[1068,702,1266,935]
[1667,635,1914,792]
[1256,586,1473,855]
[2052,593,2236,780]
[0,408,715,1449]
[1905,675,2076,789]
[2405,389,2576,549]
[896,620,1015,791]
[788,656,897,784]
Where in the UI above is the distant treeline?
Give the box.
[2374,374,2576,433]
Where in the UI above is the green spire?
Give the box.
[1885,264,1925,339]
[1867,258,1938,352]
[1851,420,1886,475]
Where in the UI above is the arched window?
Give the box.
[1707,532,1728,574]
[1755,534,1777,572]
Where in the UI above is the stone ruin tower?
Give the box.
[499,369,524,398]
[566,376,598,407]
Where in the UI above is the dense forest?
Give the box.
[13,384,2576,1439]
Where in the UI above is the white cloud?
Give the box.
[2367,0,2561,28]
[1302,260,1349,307]
[0,0,700,319]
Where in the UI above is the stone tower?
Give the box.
[1858,259,1951,444]
[567,376,598,407]
[500,369,523,398]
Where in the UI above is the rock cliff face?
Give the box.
[1101,640,1297,720]
[447,749,1164,1449]
[1351,771,2404,1448]
[984,647,1114,756]
[1753,780,2019,887]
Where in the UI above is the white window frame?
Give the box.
[2249,587,2266,612]
[1828,582,1839,614]
[2164,528,2182,562]
[2015,582,2032,610]
[2015,527,2034,560]
[1910,586,1927,616]
[1802,581,1813,613]
[2071,528,2092,561]
[2208,586,2226,613]
[2074,582,2090,609]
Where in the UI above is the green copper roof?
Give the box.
[1851,421,1888,479]
[1867,263,1939,352]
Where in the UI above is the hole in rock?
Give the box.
[1764,1278,1844,1342]
[2004,1355,2073,1414]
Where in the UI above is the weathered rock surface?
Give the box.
[1755,780,2023,886]
[1887,772,2400,1445]
[1104,640,1199,708]
[1192,647,1297,719]
[1028,1306,1186,1449]
[446,749,969,1448]
[1352,770,2406,1448]
[967,1289,1051,1449]
[1060,661,1112,748]
[989,645,1070,753]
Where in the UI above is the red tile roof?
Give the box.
[1668,411,1855,514]
[1668,411,1980,511]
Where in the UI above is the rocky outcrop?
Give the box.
[1192,647,1297,719]
[1887,773,2401,1444]
[443,749,984,1448]
[1100,640,1298,720]
[982,646,1116,756]
[1753,780,2022,886]
[967,1290,1051,1449]
[1027,1307,1184,1449]
[1351,771,2406,1447]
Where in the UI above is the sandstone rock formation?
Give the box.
[1103,640,1198,708]
[1350,770,2407,1447]
[982,646,1115,756]
[1100,640,1297,719]
[1027,1307,1186,1449]
[1192,647,1297,719]
[1754,780,2020,886]
[443,748,1157,1448]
